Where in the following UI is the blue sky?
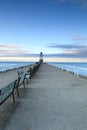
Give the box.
[0,0,87,62]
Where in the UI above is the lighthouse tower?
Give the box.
[39,52,43,64]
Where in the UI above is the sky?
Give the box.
[0,0,87,62]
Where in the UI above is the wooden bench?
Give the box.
[0,80,17,105]
[16,69,30,96]
[16,64,40,96]
[17,69,30,83]
[28,63,40,79]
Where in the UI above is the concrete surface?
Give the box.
[2,64,87,130]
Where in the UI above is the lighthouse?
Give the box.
[39,52,43,64]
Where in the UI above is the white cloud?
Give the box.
[0,44,28,57]
[0,44,39,58]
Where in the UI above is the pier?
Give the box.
[1,63,87,130]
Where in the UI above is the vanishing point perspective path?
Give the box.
[3,64,87,130]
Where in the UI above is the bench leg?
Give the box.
[17,87,19,97]
[23,81,25,89]
[27,79,28,84]
[25,78,28,85]
[12,92,15,103]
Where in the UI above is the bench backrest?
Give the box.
[0,80,16,105]
[17,69,24,76]
[17,69,25,86]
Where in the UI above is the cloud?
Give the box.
[0,44,24,57]
[44,50,87,58]
[44,53,77,58]
[75,47,87,57]
[73,0,87,7]
[65,35,87,41]
[53,0,87,7]
[1,43,87,60]
[0,45,18,49]
[47,44,84,49]
[0,44,39,57]
[47,43,87,58]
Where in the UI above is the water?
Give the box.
[1,61,87,77]
[48,62,87,77]
[0,62,34,72]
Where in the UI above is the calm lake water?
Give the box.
[0,62,34,72]
[0,61,87,76]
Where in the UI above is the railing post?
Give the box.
[74,66,77,75]
[77,67,79,76]
[57,64,87,77]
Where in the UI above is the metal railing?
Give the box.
[57,64,87,77]
[76,67,87,76]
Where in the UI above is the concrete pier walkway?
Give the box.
[3,64,87,130]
